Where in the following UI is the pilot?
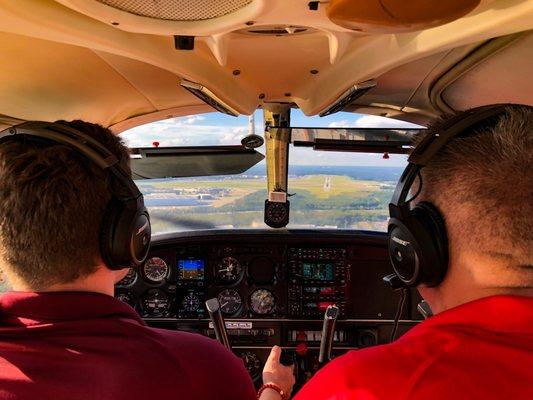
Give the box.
[0,120,256,399]
[261,104,533,400]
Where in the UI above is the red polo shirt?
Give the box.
[0,291,256,400]
[295,295,533,400]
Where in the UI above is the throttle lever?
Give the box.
[318,304,339,365]
[280,348,296,366]
[205,298,232,351]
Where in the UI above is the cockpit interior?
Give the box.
[0,0,531,395]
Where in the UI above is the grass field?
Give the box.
[287,175,382,199]
[140,175,380,195]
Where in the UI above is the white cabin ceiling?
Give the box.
[0,0,531,131]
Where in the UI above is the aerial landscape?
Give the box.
[138,164,403,234]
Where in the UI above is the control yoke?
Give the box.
[205,298,232,351]
[318,304,339,364]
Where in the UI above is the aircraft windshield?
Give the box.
[120,111,420,234]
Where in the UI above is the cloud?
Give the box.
[179,115,206,125]
[220,132,243,144]
[322,115,421,129]
[328,120,349,128]
[352,115,421,129]
[120,114,251,148]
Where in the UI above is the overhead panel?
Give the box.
[96,0,252,21]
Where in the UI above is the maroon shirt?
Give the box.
[0,291,256,400]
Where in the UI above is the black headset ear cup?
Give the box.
[388,202,449,287]
[411,202,448,286]
[100,198,151,270]
[388,217,423,286]
[99,198,123,269]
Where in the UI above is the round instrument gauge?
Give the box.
[141,289,170,317]
[248,256,275,284]
[116,268,137,287]
[182,292,201,312]
[115,291,136,308]
[216,257,243,284]
[143,257,169,283]
[249,289,276,315]
[240,351,262,380]
[218,289,243,316]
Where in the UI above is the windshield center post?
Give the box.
[263,105,291,228]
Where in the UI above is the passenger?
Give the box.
[261,104,533,400]
[0,121,256,400]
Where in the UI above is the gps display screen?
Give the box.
[302,262,334,281]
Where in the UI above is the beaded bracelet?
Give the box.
[257,383,288,400]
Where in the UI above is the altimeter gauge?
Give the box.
[143,257,169,283]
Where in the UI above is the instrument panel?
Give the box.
[116,241,354,320]
[115,230,422,388]
[116,241,288,319]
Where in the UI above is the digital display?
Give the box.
[302,262,334,281]
[178,259,205,280]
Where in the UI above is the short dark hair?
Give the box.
[0,120,130,289]
[416,105,532,268]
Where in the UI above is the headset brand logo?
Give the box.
[392,237,410,246]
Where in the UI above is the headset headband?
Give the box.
[389,104,509,219]
[0,121,142,203]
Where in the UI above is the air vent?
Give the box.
[238,25,314,36]
[180,80,239,117]
[319,80,377,117]
[96,0,253,21]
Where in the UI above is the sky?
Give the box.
[120,110,421,167]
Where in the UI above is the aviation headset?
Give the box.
[0,121,151,270]
[387,104,510,287]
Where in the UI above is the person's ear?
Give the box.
[113,267,130,284]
